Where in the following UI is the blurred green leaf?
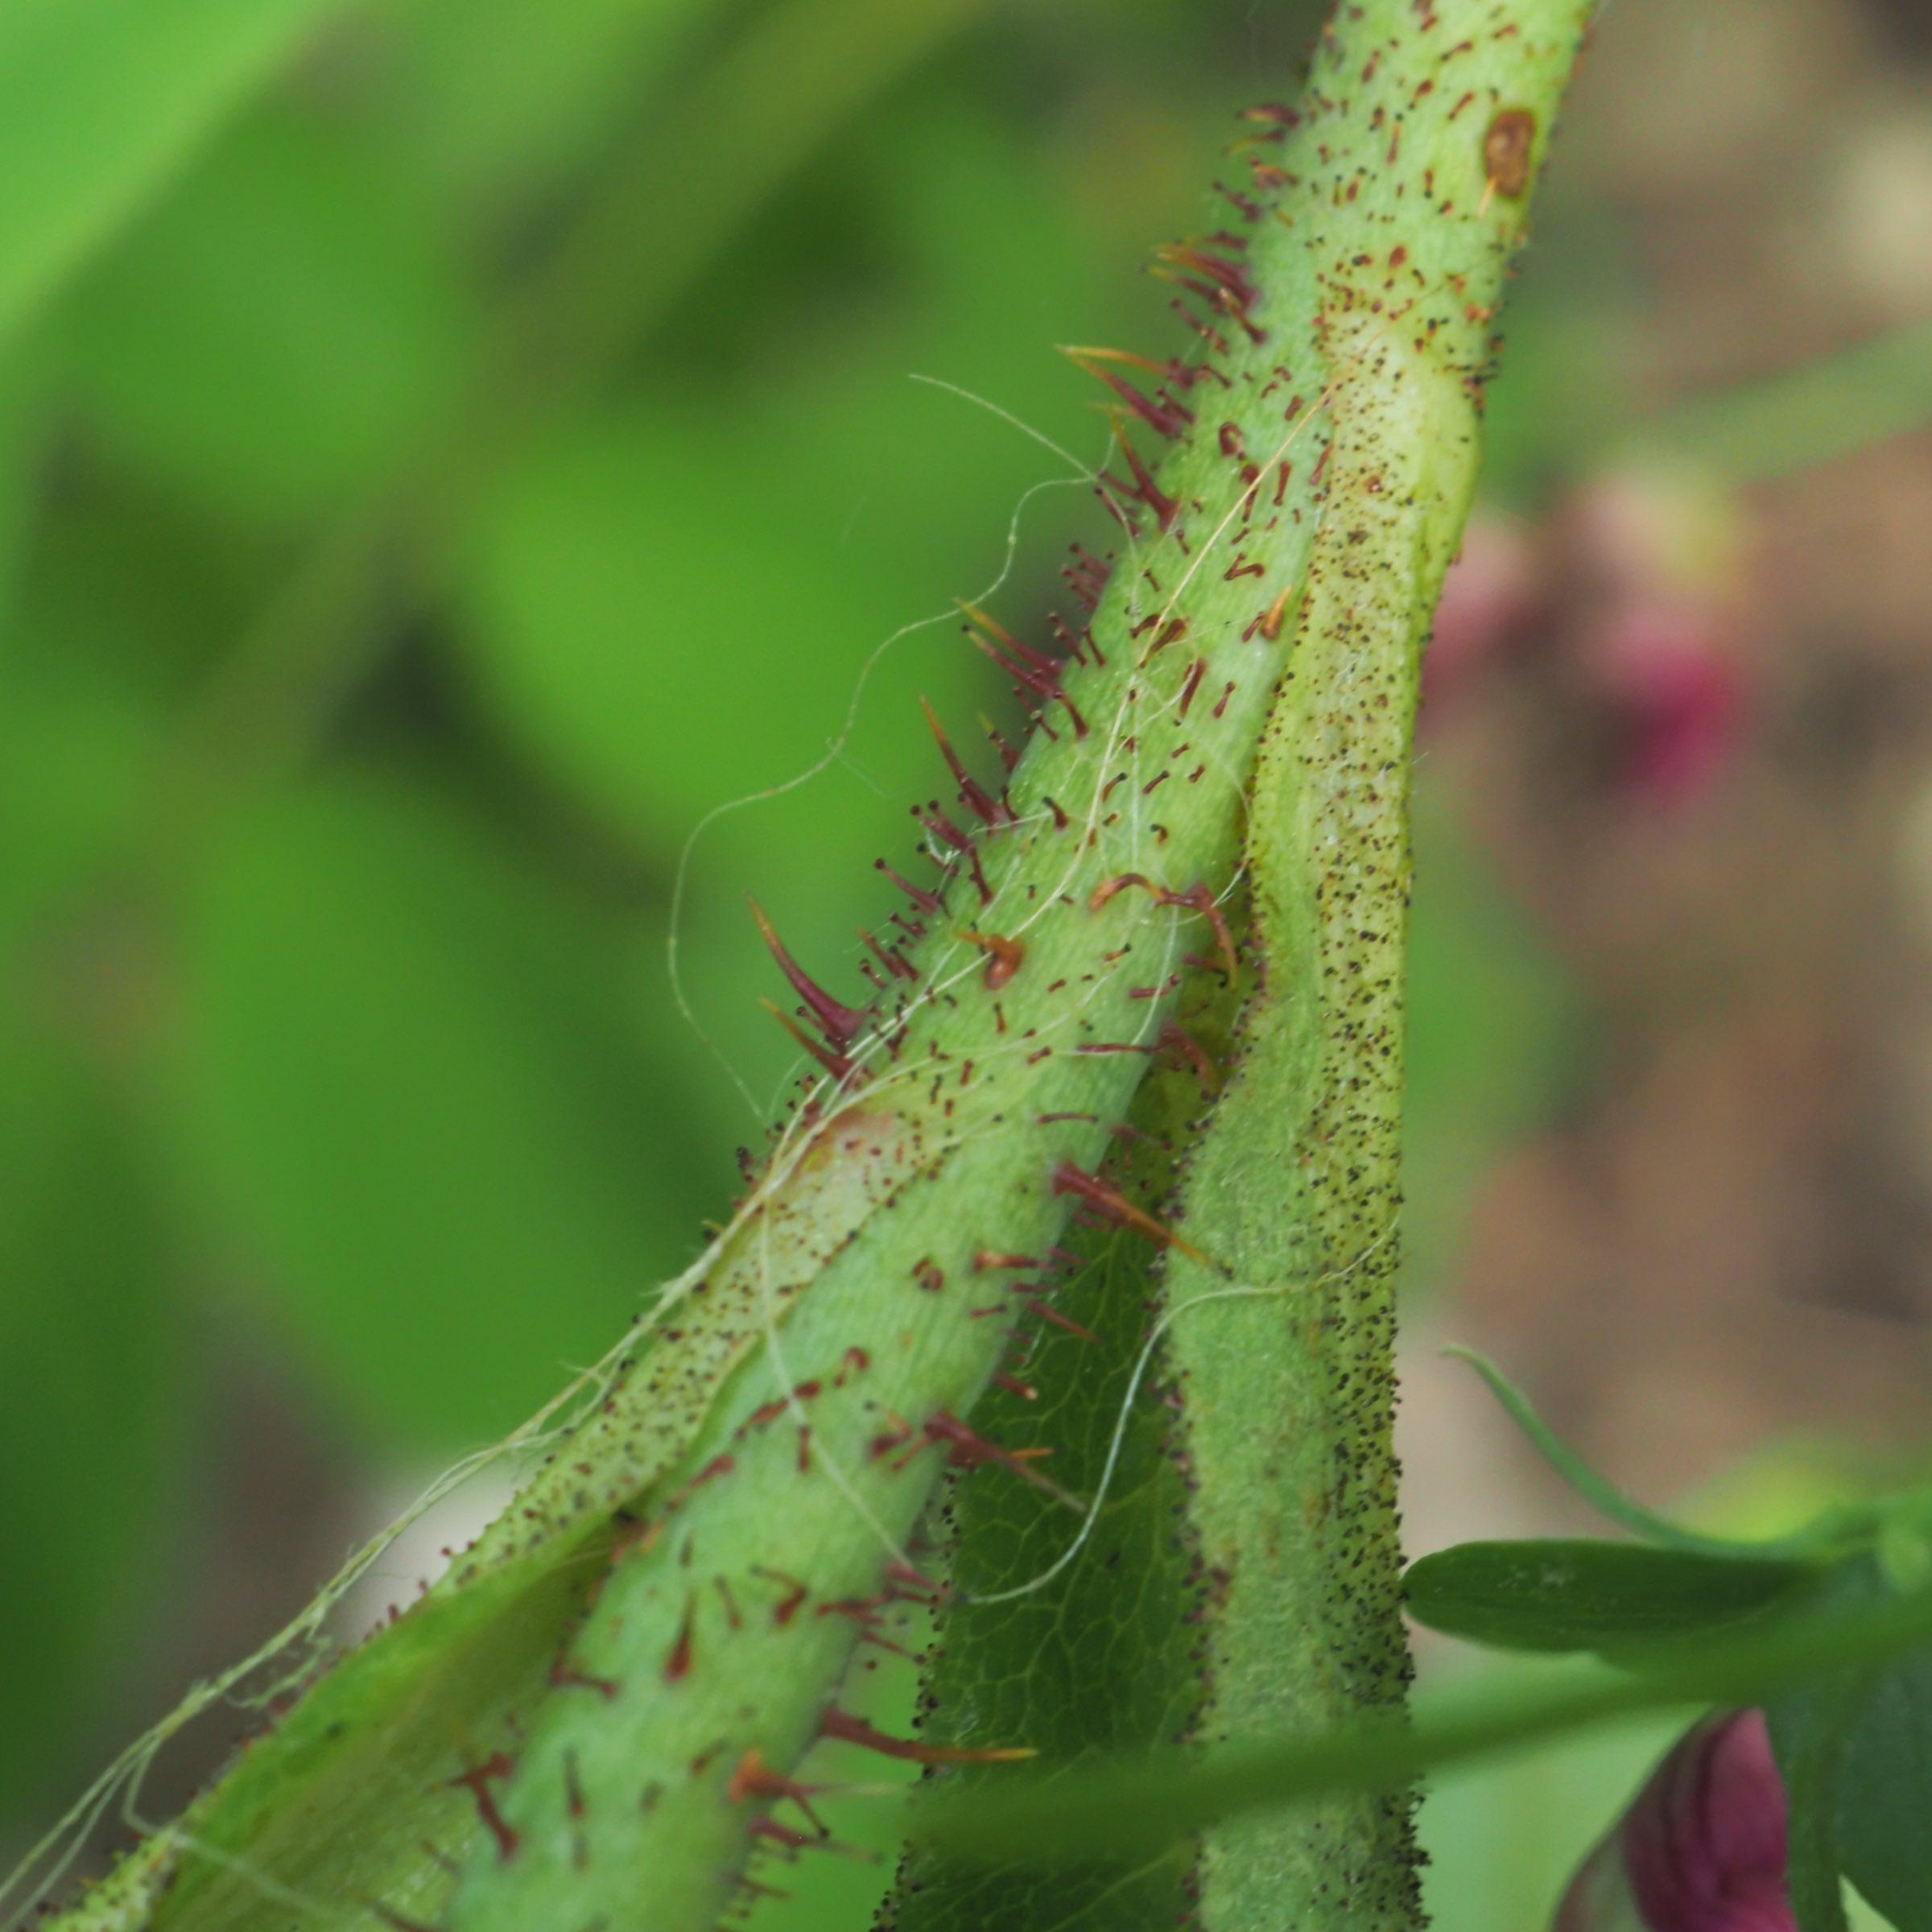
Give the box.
[0,345,47,627]
[376,0,716,221]
[0,0,345,349]
[1835,1649,1932,1932]
[173,770,716,1445]
[63,108,475,522]
[1770,1681,1857,1932]
[0,1013,184,1813]
[456,400,973,859]
[1404,1539,1810,1657]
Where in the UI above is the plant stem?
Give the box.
[1153,8,1595,1926]
[23,7,1592,1930]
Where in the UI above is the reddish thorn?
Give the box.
[875,856,943,914]
[1046,611,1089,663]
[753,1817,816,1853]
[1088,871,1152,911]
[1162,881,1240,982]
[923,1408,1080,1509]
[762,1001,855,1081]
[663,1596,697,1683]
[960,619,1088,741]
[920,696,1009,824]
[549,1656,618,1699]
[752,1566,811,1625]
[819,1709,1035,1766]
[1158,1018,1220,1089]
[816,1592,890,1624]
[1102,418,1179,531]
[956,600,1060,679]
[973,1250,1041,1272]
[1259,584,1294,641]
[729,1748,829,1834]
[1060,346,1194,438]
[993,1371,1038,1401]
[914,803,975,856]
[983,719,1022,772]
[448,1753,518,1862]
[1170,297,1231,355]
[1216,178,1263,221]
[736,1397,789,1437]
[1021,1294,1101,1345]
[1041,794,1071,830]
[886,1558,943,1600]
[1179,656,1208,718]
[747,898,867,1047]
[1051,1161,1208,1263]
[859,929,915,984]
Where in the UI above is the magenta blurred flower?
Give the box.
[1553,1710,1794,1931]
[1424,512,1547,700]
[1578,595,1744,809]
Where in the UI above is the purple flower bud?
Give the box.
[1553,1711,1794,1931]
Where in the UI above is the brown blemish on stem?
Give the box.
[1483,107,1536,198]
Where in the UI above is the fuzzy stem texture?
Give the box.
[23,6,1589,1931]
[1157,7,1594,1929]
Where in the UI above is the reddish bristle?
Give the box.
[874,857,943,914]
[920,696,1008,825]
[762,1001,854,1081]
[748,898,868,1046]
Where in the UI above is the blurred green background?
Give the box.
[4,0,1930,1925]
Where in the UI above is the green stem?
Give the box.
[24,8,1590,1931]
[1153,10,1593,1926]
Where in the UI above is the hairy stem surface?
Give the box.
[24,6,1590,1931]
[1158,7,1593,1929]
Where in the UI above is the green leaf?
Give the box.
[914,1576,1932,1870]
[0,0,346,350]
[893,1224,1200,1932]
[0,344,47,625]
[1446,1347,1757,1556]
[377,0,716,220]
[1835,1647,1932,1932]
[0,1018,185,1818]
[1769,1685,1856,1932]
[173,770,718,1446]
[63,108,475,522]
[1404,1539,1810,1657]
